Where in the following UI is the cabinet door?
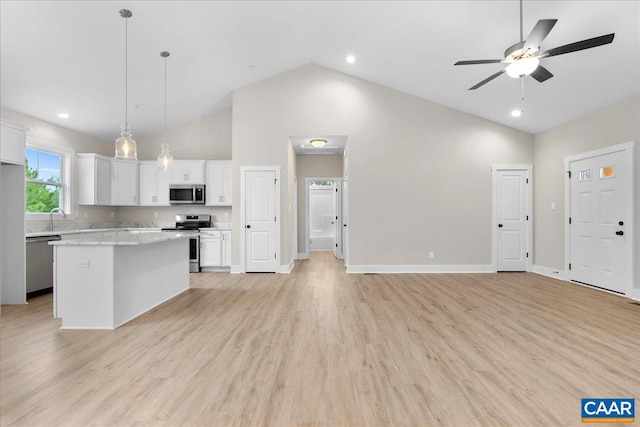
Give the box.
[112,161,139,205]
[0,125,25,165]
[222,164,232,204]
[205,163,222,205]
[187,163,204,184]
[170,163,190,183]
[95,157,112,205]
[139,163,157,205]
[200,238,222,267]
[157,168,170,205]
[222,231,232,266]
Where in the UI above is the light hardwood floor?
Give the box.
[2,252,639,426]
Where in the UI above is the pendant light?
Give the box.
[114,9,137,160]
[158,51,173,170]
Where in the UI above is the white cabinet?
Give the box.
[112,160,139,206]
[77,153,112,206]
[170,160,205,184]
[200,229,232,268]
[139,161,170,206]
[205,161,232,206]
[1,121,26,165]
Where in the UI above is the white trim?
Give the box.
[280,259,295,274]
[24,138,76,219]
[532,265,568,281]
[292,175,298,261]
[346,265,494,274]
[564,141,636,298]
[297,252,308,260]
[491,164,533,272]
[230,265,242,274]
[304,177,342,259]
[239,166,281,274]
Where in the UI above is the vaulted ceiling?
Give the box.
[1,1,638,142]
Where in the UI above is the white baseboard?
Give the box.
[200,266,231,273]
[346,264,494,274]
[280,259,294,274]
[230,265,242,274]
[297,253,308,260]
[532,264,568,281]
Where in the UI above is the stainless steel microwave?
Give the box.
[169,184,205,204]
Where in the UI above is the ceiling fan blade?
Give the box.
[524,19,558,51]
[455,59,504,65]
[530,65,553,83]
[540,33,615,58]
[469,70,506,90]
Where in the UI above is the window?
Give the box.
[24,141,74,217]
[25,148,62,213]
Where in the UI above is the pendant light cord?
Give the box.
[125,15,128,128]
[164,55,167,146]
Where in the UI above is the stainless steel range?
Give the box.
[162,214,211,272]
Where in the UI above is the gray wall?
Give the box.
[532,94,640,270]
[232,64,534,267]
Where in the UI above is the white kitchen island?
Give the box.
[51,231,191,329]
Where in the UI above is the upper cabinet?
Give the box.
[170,160,205,184]
[77,153,112,206]
[1,121,27,165]
[139,161,170,206]
[111,159,139,206]
[205,161,232,206]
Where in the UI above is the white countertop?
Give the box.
[49,231,193,246]
[26,228,162,238]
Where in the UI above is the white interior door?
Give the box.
[334,183,343,259]
[570,150,627,294]
[245,170,276,272]
[342,177,348,267]
[496,170,529,271]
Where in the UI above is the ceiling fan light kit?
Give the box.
[454,0,615,91]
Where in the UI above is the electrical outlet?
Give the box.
[224,211,229,218]
[154,212,158,218]
[77,260,90,269]
[429,251,434,259]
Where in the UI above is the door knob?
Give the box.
[246,225,251,229]
[619,221,624,226]
[498,224,503,228]
[616,230,624,236]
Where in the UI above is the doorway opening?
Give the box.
[305,178,343,259]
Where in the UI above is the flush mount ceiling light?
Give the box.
[114,9,137,160]
[57,112,70,119]
[346,55,355,64]
[157,51,173,170]
[310,139,327,148]
[511,109,523,117]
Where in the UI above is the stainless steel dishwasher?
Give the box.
[26,235,61,297]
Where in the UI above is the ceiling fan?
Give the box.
[454,0,615,90]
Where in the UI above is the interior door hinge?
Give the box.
[567,171,571,178]
[336,243,338,248]
[275,253,277,259]
[526,252,529,258]
[336,188,338,192]
[569,217,572,224]
[526,215,529,221]
[569,263,572,270]
[274,216,277,222]
[526,178,529,184]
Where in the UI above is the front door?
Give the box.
[496,169,529,271]
[245,170,276,272]
[569,150,628,294]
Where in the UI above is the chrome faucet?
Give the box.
[49,208,67,231]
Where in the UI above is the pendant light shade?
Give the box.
[115,9,137,160]
[157,51,173,170]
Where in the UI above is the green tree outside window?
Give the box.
[25,149,62,213]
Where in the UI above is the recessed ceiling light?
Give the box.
[310,139,327,148]
[511,109,523,117]
[346,55,355,64]
[134,104,145,109]
[57,112,70,119]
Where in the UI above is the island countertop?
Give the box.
[49,230,195,246]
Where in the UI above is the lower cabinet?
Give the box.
[200,230,231,269]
